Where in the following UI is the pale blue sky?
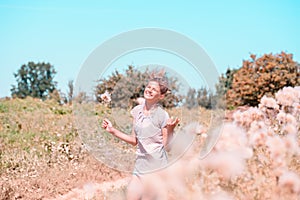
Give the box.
[1,0,299,97]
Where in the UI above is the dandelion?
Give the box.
[265,135,286,164]
[278,170,300,194]
[277,111,298,128]
[276,86,300,107]
[233,107,264,129]
[201,123,251,180]
[214,123,248,151]
[100,90,111,103]
[283,133,300,156]
[282,124,297,135]
[207,190,235,200]
[259,96,279,110]
[276,111,287,124]
[285,114,297,126]
[202,151,246,180]
[248,121,268,147]
[83,182,97,199]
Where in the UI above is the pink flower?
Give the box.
[276,111,297,126]
[207,190,234,200]
[213,123,248,152]
[201,123,251,180]
[282,124,298,135]
[233,108,264,129]
[266,136,287,164]
[100,90,111,103]
[248,121,268,147]
[283,133,300,156]
[202,151,246,180]
[275,86,300,107]
[259,96,279,110]
[278,170,300,194]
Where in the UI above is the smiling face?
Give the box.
[143,81,164,103]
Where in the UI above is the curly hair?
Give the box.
[149,69,169,95]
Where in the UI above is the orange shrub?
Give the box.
[226,52,300,107]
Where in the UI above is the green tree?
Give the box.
[184,88,197,109]
[11,62,57,99]
[67,80,74,104]
[184,87,213,109]
[215,68,238,96]
[212,67,238,108]
[197,87,212,109]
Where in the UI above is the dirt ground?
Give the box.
[1,152,129,200]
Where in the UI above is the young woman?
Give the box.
[102,76,179,199]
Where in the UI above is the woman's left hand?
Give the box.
[166,117,180,131]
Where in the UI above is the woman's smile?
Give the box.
[144,81,161,100]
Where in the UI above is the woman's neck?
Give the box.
[144,100,158,111]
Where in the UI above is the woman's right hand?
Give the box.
[101,118,114,133]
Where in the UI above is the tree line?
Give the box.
[10,52,300,109]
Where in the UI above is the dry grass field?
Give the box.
[1,86,299,199]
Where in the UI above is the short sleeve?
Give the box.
[161,110,169,128]
[151,106,169,129]
[130,105,142,119]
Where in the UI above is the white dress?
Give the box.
[131,104,169,174]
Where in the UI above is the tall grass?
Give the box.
[0,97,84,199]
[1,86,299,199]
[104,86,300,199]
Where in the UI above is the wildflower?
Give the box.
[276,86,300,107]
[202,151,246,180]
[248,121,268,147]
[233,107,264,129]
[266,135,286,163]
[276,111,297,126]
[259,96,279,110]
[283,133,300,156]
[278,170,300,194]
[282,124,297,135]
[100,90,111,103]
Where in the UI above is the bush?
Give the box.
[226,52,300,107]
[95,65,182,109]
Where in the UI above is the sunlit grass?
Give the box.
[1,87,299,200]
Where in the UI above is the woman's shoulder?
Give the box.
[156,104,167,113]
[153,105,169,118]
[132,104,143,111]
[151,105,169,128]
[131,104,143,117]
